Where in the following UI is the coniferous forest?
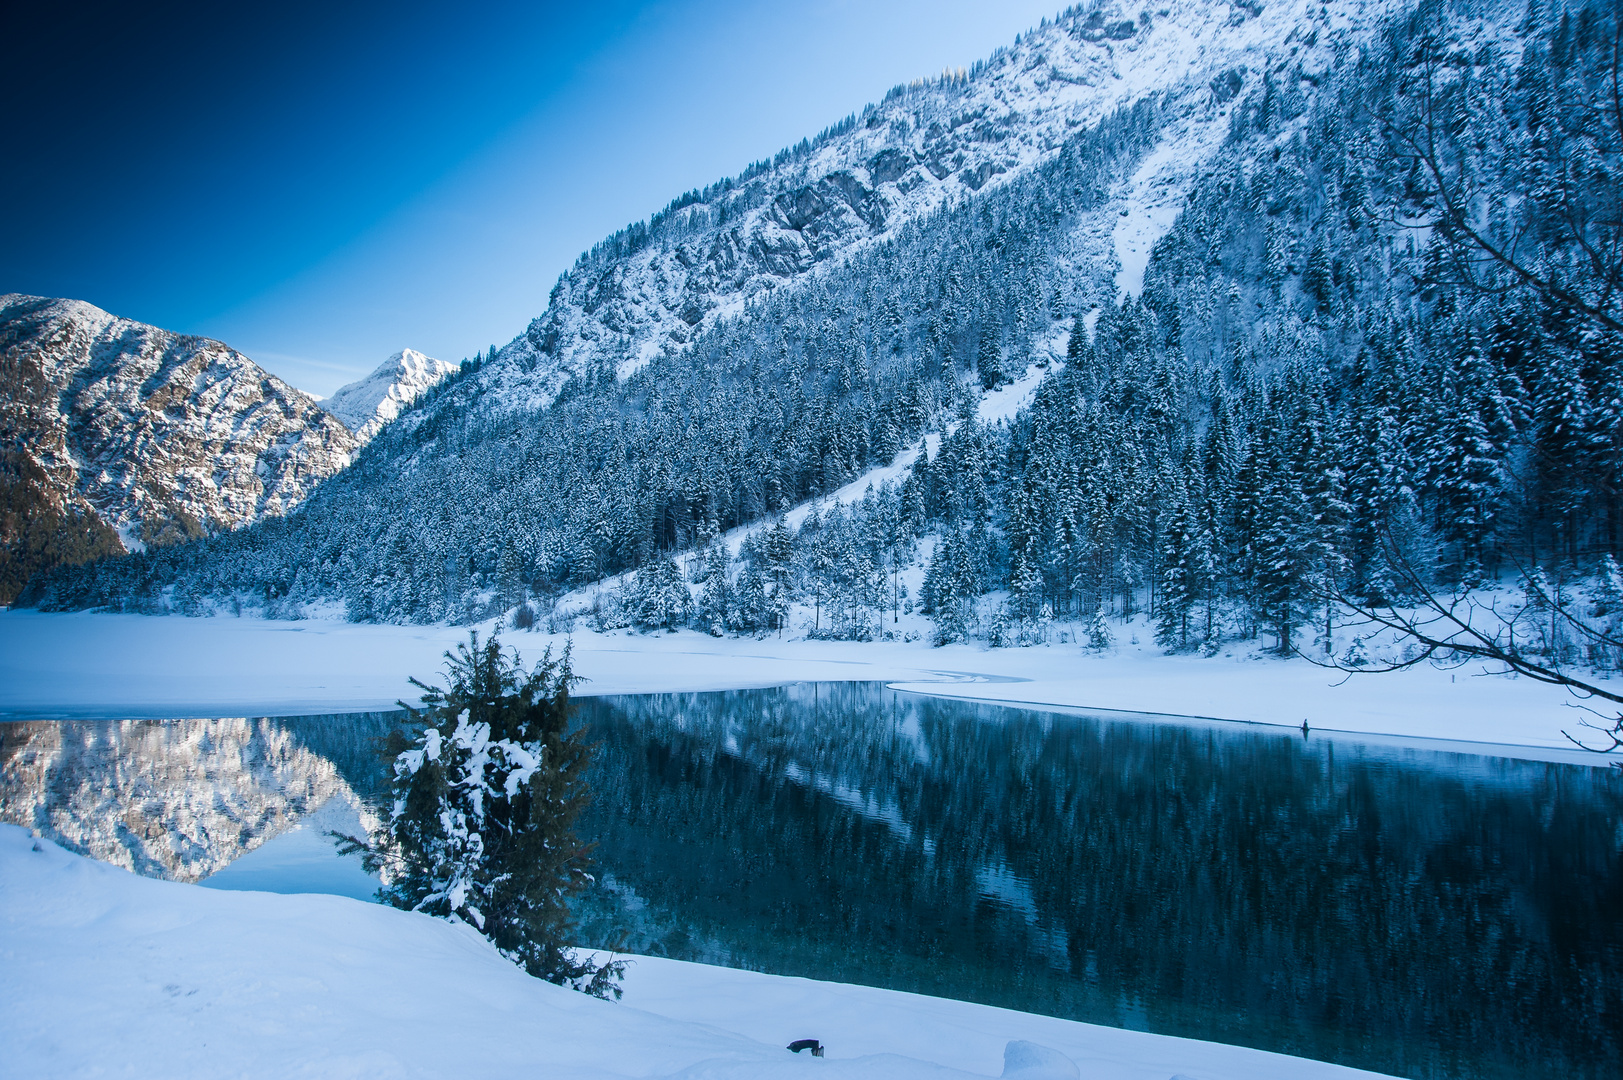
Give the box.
[27,0,1623,667]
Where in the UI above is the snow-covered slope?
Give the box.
[467,0,1379,414]
[0,294,358,590]
[18,0,1430,624]
[320,347,457,443]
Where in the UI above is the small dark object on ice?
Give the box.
[787,1039,824,1057]
[1301,718,1310,737]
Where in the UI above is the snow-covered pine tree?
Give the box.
[924,529,978,644]
[695,544,733,635]
[1086,603,1113,650]
[337,633,624,998]
[732,562,772,634]
[978,324,1005,390]
[1157,469,1205,650]
[1250,438,1319,655]
[634,558,694,630]
[1592,554,1623,619]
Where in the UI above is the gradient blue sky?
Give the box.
[5,1,1061,396]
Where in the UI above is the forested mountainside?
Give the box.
[31,0,1623,665]
[445,0,1343,417]
[0,296,361,605]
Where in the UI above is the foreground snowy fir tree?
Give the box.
[339,633,624,997]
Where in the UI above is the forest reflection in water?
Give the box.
[573,683,1623,1080]
[1,683,1619,1080]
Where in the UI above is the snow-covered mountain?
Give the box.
[320,348,458,443]
[0,295,358,602]
[28,0,1401,620]
[460,0,1375,415]
[38,0,1602,649]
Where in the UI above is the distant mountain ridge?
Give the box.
[0,297,477,602]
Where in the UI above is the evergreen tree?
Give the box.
[978,325,1006,389]
[1086,603,1113,650]
[634,559,693,629]
[338,634,623,997]
[732,563,772,634]
[924,530,979,644]
[1157,467,1212,650]
[695,544,733,635]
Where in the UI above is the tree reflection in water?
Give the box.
[573,683,1623,1080]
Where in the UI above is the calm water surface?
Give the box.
[2,683,1619,1080]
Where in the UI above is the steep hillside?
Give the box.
[34,0,1385,620]
[0,295,362,603]
[449,0,1366,419]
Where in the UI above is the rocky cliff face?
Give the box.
[458,0,1372,417]
[0,295,360,602]
[320,348,458,443]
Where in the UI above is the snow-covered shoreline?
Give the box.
[2,608,1615,766]
[0,824,1397,1079]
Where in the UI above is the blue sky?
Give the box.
[4,1,1061,396]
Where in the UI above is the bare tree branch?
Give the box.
[1303,527,1623,760]
[1380,22,1623,336]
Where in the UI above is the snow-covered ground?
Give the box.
[0,607,1613,764]
[977,360,1056,426]
[0,824,1396,1079]
[1112,107,1230,300]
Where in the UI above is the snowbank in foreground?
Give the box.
[0,825,1393,1080]
[1,609,1613,763]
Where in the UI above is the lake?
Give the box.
[2,682,1619,1080]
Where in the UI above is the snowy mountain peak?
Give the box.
[320,348,458,443]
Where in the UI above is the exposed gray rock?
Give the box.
[0,295,358,597]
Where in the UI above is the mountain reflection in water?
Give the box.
[1,684,1618,1080]
[0,714,396,882]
